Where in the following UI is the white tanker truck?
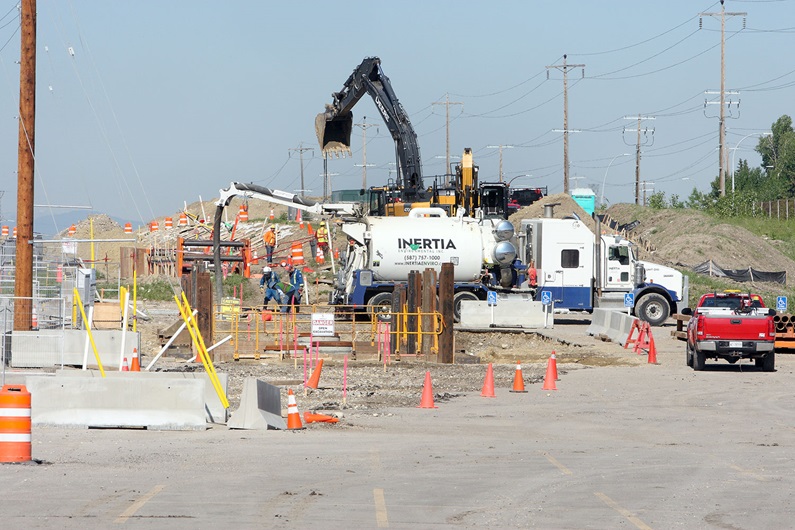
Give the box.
[330,208,527,320]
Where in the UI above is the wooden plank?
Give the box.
[438,263,454,364]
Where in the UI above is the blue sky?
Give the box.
[1,0,793,229]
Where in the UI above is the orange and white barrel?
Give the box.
[239,205,249,222]
[12,227,17,238]
[1,226,8,237]
[165,217,173,229]
[150,221,159,232]
[68,224,76,237]
[124,223,132,234]
[0,385,31,462]
[269,209,275,220]
[178,212,188,226]
[291,242,305,266]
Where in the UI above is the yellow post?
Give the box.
[73,288,106,377]
[72,296,77,330]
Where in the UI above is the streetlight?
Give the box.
[731,132,772,193]
[600,153,631,206]
[507,174,534,186]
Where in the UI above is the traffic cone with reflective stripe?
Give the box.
[305,359,323,389]
[647,333,659,364]
[121,357,129,372]
[417,371,438,408]
[549,351,559,380]
[509,361,527,393]
[286,389,304,430]
[480,363,496,397]
[130,348,141,372]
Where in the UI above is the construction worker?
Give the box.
[280,262,304,313]
[263,226,276,264]
[316,220,329,258]
[259,266,280,309]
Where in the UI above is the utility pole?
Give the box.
[432,93,463,186]
[289,143,313,198]
[15,0,36,331]
[547,54,585,194]
[486,145,514,182]
[623,116,655,205]
[354,116,378,189]
[700,0,746,196]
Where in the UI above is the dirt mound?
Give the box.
[604,204,795,284]
[509,193,596,233]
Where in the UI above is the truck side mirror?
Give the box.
[769,308,777,316]
[680,307,692,316]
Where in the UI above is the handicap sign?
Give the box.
[777,296,788,312]
[487,291,498,306]
[624,293,635,307]
[541,290,552,306]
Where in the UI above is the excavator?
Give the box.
[316,57,509,220]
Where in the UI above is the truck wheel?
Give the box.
[453,291,480,323]
[762,351,776,372]
[635,293,670,327]
[367,292,393,322]
[693,349,706,371]
[686,344,693,367]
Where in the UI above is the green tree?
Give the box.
[648,191,666,209]
[758,115,795,196]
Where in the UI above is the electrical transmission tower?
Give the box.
[700,0,746,196]
[623,116,655,205]
[547,55,585,194]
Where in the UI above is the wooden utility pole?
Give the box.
[14,0,36,331]
[700,1,746,196]
[354,116,377,189]
[289,143,313,197]
[623,116,655,205]
[432,94,463,186]
[547,55,585,194]
[487,145,514,182]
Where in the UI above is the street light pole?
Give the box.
[730,132,772,193]
[507,174,534,187]
[600,153,631,206]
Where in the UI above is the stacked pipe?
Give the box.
[775,313,792,333]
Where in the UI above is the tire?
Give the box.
[367,292,393,322]
[686,344,693,367]
[762,351,776,372]
[453,291,480,323]
[635,293,670,327]
[693,348,706,371]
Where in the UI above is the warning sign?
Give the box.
[311,313,335,337]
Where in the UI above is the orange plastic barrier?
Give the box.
[0,385,31,462]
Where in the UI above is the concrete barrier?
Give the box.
[11,330,140,369]
[586,308,611,337]
[25,375,207,430]
[54,369,228,424]
[458,298,548,330]
[227,378,286,430]
[587,309,638,346]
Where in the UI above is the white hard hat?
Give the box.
[262,266,272,273]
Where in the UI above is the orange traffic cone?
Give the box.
[305,359,324,389]
[480,363,496,398]
[303,411,339,424]
[121,357,129,372]
[297,210,304,229]
[269,209,275,220]
[315,246,325,265]
[549,351,559,380]
[509,361,527,393]
[542,357,557,391]
[307,223,314,236]
[130,348,141,372]
[286,389,304,430]
[417,371,438,408]
[647,332,659,364]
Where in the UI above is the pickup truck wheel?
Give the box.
[762,351,776,372]
[686,344,693,367]
[635,293,670,327]
[367,292,393,322]
[693,349,706,371]
[453,291,480,323]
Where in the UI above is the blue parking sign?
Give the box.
[777,296,788,312]
[541,290,552,306]
[487,291,498,306]
[624,293,635,307]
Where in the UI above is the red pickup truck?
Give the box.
[681,292,776,371]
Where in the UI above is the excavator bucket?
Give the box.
[315,112,353,158]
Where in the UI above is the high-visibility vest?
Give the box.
[317,227,328,244]
[264,230,276,246]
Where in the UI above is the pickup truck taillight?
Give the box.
[696,316,705,337]
[768,317,776,339]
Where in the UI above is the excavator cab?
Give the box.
[315,111,353,157]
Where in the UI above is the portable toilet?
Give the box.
[570,188,596,216]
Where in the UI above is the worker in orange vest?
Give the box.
[263,226,276,264]
[316,220,329,258]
